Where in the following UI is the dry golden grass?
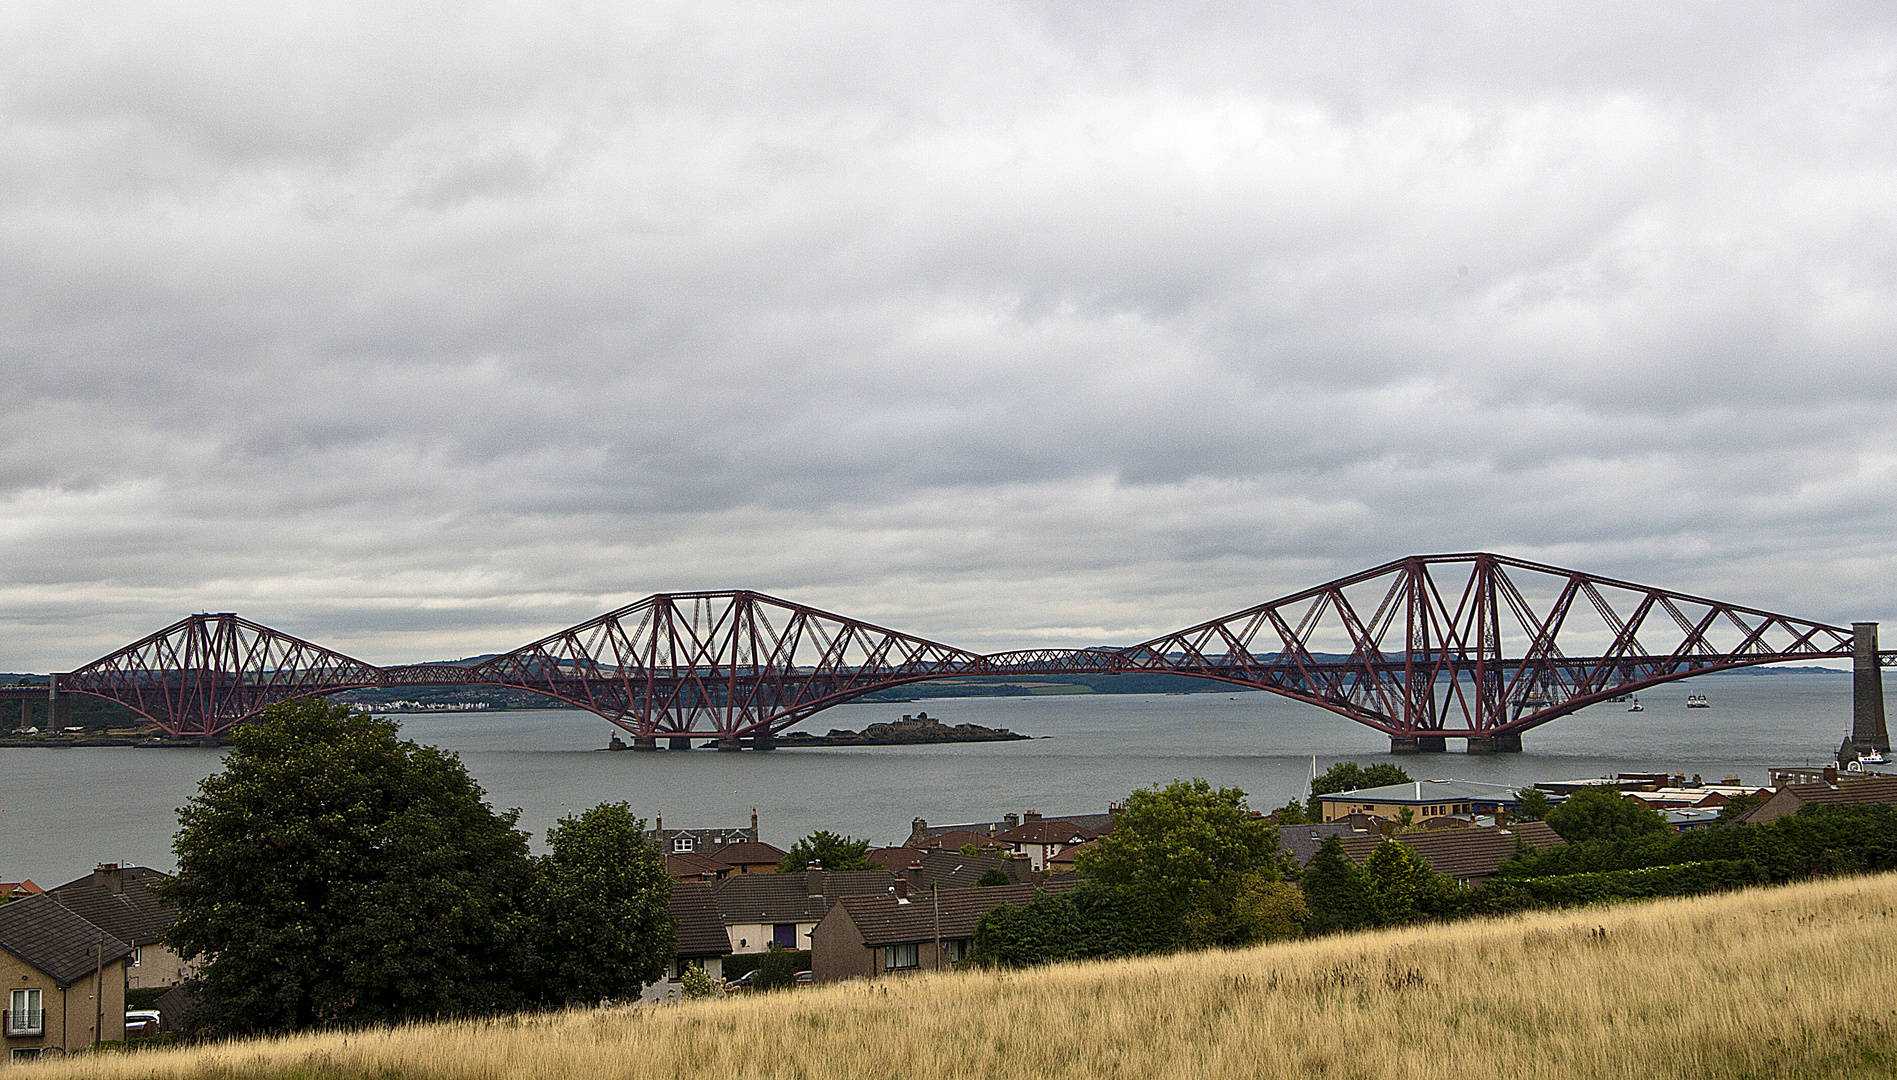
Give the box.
[34,874,1897,1080]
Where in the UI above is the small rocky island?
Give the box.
[777,711,1030,747]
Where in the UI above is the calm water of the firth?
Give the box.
[1,672,1882,885]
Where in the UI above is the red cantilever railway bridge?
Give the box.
[40,553,1897,753]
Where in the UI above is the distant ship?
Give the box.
[1627,696,1644,712]
[1685,694,1710,709]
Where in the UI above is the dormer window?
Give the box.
[673,837,695,852]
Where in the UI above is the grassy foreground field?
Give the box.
[37,874,1897,1080]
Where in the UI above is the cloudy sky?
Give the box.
[3,1,1895,671]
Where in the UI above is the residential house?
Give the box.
[713,869,896,954]
[1736,774,1897,825]
[903,848,1033,888]
[1334,821,1564,885]
[710,841,788,876]
[907,809,1118,849]
[1318,780,1524,824]
[664,851,728,884]
[0,883,41,902]
[1276,820,1381,867]
[811,880,1078,983]
[991,812,1097,871]
[0,894,131,1061]
[46,865,187,990]
[640,881,732,1002]
[645,810,762,857]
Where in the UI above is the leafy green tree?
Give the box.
[1716,790,1767,823]
[972,882,1125,967]
[1307,762,1413,819]
[1298,836,1374,934]
[1076,778,1289,949]
[1544,785,1669,844]
[1514,787,1552,821]
[777,830,872,872]
[528,802,675,1004]
[1361,839,1435,924]
[162,698,535,1034]
[976,867,1011,887]
[753,945,804,990]
[1270,798,1311,824]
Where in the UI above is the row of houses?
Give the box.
[0,864,188,1062]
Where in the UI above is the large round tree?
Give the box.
[163,698,536,1034]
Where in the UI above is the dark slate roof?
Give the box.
[993,820,1094,846]
[711,841,788,867]
[1278,823,1378,866]
[670,881,733,958]
[903,848,1030,888]
[1779,775,1897,807]
[831,880,1079,947]
[1336,822,1564,881]
[714,870,896,924]
[865,847,925,872]
[666,851,726,880]
[47,865,178,947]
[0,893,133,985]
[922,813,1115,839]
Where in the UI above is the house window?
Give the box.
[886,943,919,970]
[672,836,695,852]
[772,923,797,949]
[7,989,42,1036]
[131,946,142,967]
[944,939,969,963]
[11,1049,42,1062]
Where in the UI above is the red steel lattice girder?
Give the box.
[51,554,1889,740]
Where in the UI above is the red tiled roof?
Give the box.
[710,841,788,867]
[865,847,925,872]
[992,820,1092,845]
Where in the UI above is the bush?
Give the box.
[753,946,806,991]
[1476,860,1769,911]
[723,949,810,982]
[679,966,715,999]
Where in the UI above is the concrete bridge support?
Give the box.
[716,737,744,751]
[631,736,658,751]
[1854,622,1889,754]
[1389,736,1447,754]
[668,737,693,751]
[1465,732,1523,754]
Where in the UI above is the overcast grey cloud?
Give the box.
[3,1,1896,669]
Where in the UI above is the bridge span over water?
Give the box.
[20,553,1897,754]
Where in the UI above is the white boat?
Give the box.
[1627,696,1644,712]
[1862,750,1890,765]
[1685,694,1710,709]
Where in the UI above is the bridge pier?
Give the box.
[1854,622,1889,754]
[1466,732,1523,754]
[716,737,744,752]
[631,736,658,751]
[1389,736,1447,754]
[745,733,777,751]
[668,737,693,751]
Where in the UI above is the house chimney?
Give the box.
[893,878,909,903]
[1004,813,1019,829]
[1823,765,1839,786]
[910,818,929,847]
[806,868,825,898]
[751,808,759,834]
[655,812,662,834]
[93,864,123,893]
[1493,806,1509,829]
[1024,810,1042,824]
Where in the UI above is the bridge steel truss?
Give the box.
[50,553,1897,748]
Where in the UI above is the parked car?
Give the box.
[794,970,813,986]
[724,970,760,991]
[125,1010,163,1038]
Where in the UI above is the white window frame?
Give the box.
[886,942,919,970]
[8,988,42,1036]
[672,836,695,852]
